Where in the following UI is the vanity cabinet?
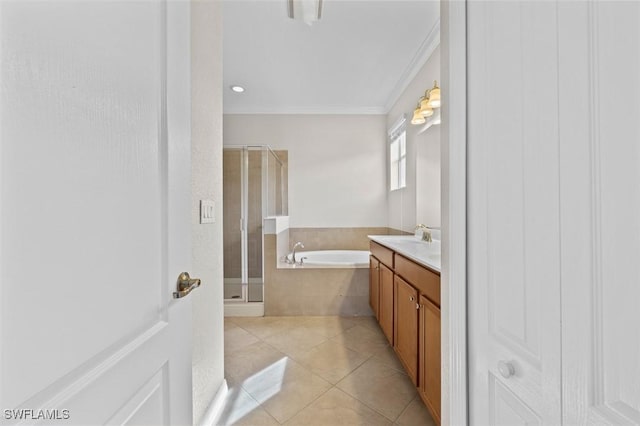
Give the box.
[369,240,441,425]
[394,275,419,385]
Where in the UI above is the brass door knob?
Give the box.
[173,272,201,299]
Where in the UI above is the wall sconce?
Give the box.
[411,80,441,125]
[411,101,426,125]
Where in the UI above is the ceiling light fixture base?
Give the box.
[287,0,323,26]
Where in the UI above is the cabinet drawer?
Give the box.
[395,254,440,307]
[370,241,394,269]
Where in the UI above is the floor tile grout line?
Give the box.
[332,353,418,423]
[230,322,335,425]
[223,316,433,425]
[243,384,281,426]
[392,393,421,424]
[276,383,337,425]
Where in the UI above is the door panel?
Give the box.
[0,1,192,423]
[489,376,541,426]
[558,1,640,424]
[467,0,562,423]
[470,1,640,423]
[107,370,166,426]
[2,2,164,403]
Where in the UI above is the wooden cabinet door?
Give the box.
[379,263,394,345]
[394,275,418,385]
[419,295,441,424]
[369,256,380,319]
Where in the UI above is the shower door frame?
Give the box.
[224,145,280,304]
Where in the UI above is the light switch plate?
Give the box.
[200,200,215,224]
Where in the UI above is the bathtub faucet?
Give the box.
[291,242,305,264]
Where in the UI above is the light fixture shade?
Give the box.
[427,80,441,108]
[288,0,323,25]
[411,106,426,125]
[419,97,434,117]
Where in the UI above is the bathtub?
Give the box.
[265,232,373,315]
[284,250,370,268]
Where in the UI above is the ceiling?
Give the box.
[223,0,440,114]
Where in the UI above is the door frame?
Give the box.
[440,0,468,424]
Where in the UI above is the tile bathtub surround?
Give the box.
[262,226,411,316]
[264,233,372,316]
[221,316,436,426]
[288,227,408,251]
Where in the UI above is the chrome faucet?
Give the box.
[291,241,305,264]
[415,224,432,243]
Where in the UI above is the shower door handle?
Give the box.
[173,272,201,299]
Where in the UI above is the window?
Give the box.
[389,117,407,191]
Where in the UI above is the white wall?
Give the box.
[191,1,225,424]
[386,45,441,232]
[223,114,388,228]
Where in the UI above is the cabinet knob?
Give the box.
[409,296,415,302]
[497,360,515,378]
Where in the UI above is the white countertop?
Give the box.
[368,235,441,273]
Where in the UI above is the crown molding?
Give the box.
[383,18,441,114]
[223,106,387,115]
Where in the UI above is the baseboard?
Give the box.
[224,302,264,317]
[198,379,228,426]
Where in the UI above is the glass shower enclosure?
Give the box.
[223,146,287,305]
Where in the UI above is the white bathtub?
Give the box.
[285,250,370,268]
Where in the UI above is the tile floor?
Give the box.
[218,316,437,426]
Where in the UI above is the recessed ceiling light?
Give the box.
[230,85,245,93]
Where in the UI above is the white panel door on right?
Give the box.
[558,1,640,424]
[467,1,562,424]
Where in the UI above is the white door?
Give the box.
[0,1,193,425]
[468,1,640,425]
[467,1,562,424]
[558,2,640,424]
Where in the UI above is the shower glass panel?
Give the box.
[223,146,287,305]
[247,148,263,302]
[222,149,243,300]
